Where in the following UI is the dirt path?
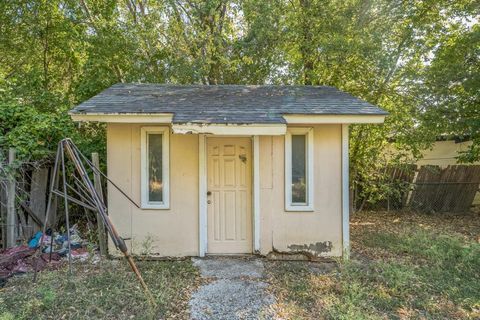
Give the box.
[189,257,276,320]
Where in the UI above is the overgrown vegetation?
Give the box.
[1,213,479,319]
[0,259,201,320]
[0,102,105,160]
[0,1,478,205]
[267,211,480,319]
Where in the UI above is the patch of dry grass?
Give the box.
[0,258,202,320]
[267,211,480,319]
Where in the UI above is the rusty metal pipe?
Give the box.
[62,139,156,306]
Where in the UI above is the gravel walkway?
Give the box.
[189,257,276,320]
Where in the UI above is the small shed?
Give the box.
[70,84,387,258]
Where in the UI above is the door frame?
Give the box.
[198,135,260,256]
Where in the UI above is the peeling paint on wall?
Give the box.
[287,241,333,255]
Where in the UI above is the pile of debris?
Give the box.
[0,224,91,286]
[28,225,89,258]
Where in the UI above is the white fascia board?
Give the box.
[253,135,261,252]
[172,123,286,135]
[198,134,207,256]
[69,113,173,123]
[341,124,350,259]
[283,114,386,124]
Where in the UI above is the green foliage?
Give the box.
[0,0,477,194]
[421,23,480,163]
[0,101,105,161]
[276,0,479,206]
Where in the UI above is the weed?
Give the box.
[267,211,480,319]
[0,259,201,320]
[139,234,156,257]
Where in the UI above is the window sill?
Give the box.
[140,203,170,210]
[285,205,314,212]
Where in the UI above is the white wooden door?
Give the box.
[207,137,252,254]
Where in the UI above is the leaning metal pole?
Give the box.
[60,142,73,276]
[62,139,156,306]
[33,139,156,306]
[69,141,141,209]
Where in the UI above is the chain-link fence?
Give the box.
[354,164,480,213]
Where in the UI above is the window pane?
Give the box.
[291,134,306,204]
[148,133,163,202]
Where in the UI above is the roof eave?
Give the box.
[283,114,387,124]
[69,112,174,123]
[69,112,387,125]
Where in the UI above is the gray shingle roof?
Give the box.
[70,83,387,124]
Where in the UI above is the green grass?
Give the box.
[267,214,480,319]
[0,259,201,320]
[2,212,479,319]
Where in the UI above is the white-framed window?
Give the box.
[285,127,314,211]
[141,127,170,209]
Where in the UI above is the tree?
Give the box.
[0,0,477,208]
[422,22,479,162]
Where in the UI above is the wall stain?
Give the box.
[287,241,333,256]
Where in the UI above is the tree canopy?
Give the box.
[0,0,478,204]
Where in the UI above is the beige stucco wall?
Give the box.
[258,125,343,257]
[107,123,199,256]
[107,123,343,257]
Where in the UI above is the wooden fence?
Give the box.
[0,149,105,250]
[409,165,480,212]
[355,164,480,213]
[0,150,57,248]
